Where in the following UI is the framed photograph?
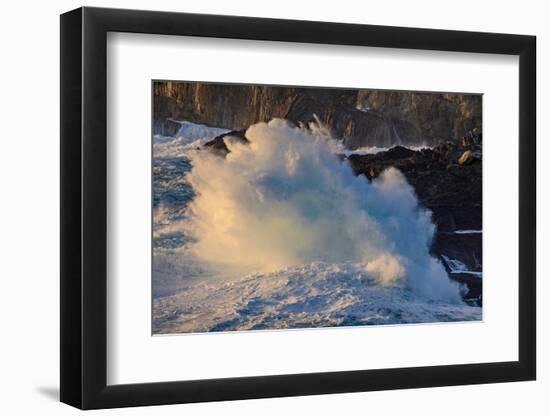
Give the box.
[60,6,536,409]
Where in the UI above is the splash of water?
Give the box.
[182,119,462,302]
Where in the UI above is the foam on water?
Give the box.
[153,261,480,334]
[153,120,229,158]
[441,256,483,279]
[152,119,481,333]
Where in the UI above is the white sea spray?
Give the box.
[182,119,463,302]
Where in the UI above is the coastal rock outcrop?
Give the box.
[153,81,482,149]
[203,130,248,156]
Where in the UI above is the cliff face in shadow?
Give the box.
[153,81,481,149]
[356,90,482,144]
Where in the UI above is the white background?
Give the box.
[0,0,547,416]
[108,33,518,384]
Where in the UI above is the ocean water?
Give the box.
[152,119,481,334]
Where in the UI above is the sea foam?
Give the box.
[182,119,463,302]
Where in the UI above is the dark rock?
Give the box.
[379,145,415,160]
[458,149,482,165]
[458,150,473,165]
[433,233,482,272]
[461,128,482,147]
[203,130,248,156]
[450,273,482,305]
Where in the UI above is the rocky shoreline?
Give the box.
[153,82,482,306]
[201,127,483,306]
[347,130,482,305]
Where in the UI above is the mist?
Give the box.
[183,118,463,302]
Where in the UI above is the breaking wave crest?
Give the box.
[182,119,463,302]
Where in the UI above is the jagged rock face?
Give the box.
[153,82,481,149]
[154,82,304,132]
[204,130,248,156]
[153,82,378,145]
[347,141,482,233]
[356,90,482,145]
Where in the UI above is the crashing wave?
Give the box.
[152,119,481,333]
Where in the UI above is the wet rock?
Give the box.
[433,233,482,273]
[461,128,482,147]
[458,149,482,165]
[451,273,482,305]
[458,150,473,165]
[379,145,416,160]
[203,130,248,156]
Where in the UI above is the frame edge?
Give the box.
[60,7,84,409]
[518,34,537,380]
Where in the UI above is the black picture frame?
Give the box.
[60,6,536,410]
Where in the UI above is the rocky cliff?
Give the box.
[356,90,482,144]
[153,81,482,149]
